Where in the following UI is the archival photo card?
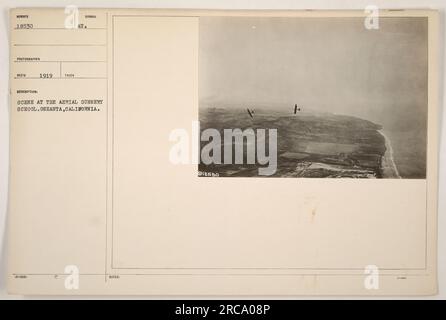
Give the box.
[7,8,438,296]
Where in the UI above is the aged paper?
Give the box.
[8,8,439,295]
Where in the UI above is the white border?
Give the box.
[0,0,444,299]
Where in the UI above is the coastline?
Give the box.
[378,130,402,179]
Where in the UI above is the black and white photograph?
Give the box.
[199,17,428,178]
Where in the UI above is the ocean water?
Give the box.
[383,129,427,179]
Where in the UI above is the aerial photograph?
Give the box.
[199,17,428,178]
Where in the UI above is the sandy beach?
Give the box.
[378,130,402,179]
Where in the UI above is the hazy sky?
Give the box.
[199,17,428,131]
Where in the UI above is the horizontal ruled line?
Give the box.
[14,27,106,30]
[14,60,106,63]
[14,77,106,80]
[11,273,429,277]
[13,44,106,46]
